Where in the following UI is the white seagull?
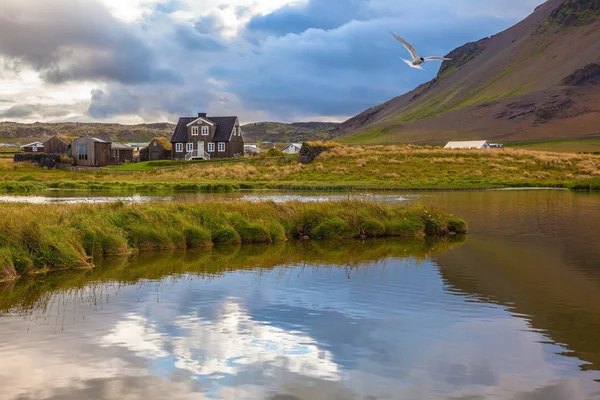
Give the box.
[391,32,451,71]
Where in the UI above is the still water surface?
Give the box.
[1,190,600,399]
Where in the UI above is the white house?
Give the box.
[19,141,45,152]
[282,143,302,154]
[244,144,261,155]
[444,140,491,149]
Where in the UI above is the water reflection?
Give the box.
[1,235,599,399]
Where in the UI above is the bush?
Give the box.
[312,217,358,239]
[212,227,242,245]
[184,226,211,248]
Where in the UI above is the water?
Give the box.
[1,190,600,399]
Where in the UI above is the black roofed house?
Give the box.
[171,113,244,160]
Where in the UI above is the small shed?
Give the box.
[282,143,302,154]
[244,144,261,155]
[20,142,45,153]
[444,140,491,150]
[143,138,172,161]
[43,135,74,154]
[71,136,112,167]
[111,143,134,165]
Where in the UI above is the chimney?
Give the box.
[198,112,207,118]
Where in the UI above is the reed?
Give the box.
[0,200,467,280]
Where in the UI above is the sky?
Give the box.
[0,0,545,124]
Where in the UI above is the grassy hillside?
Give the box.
[0,122,174,144]
[1,145,599,191]
[241,122,339,143]
[336,0,600,145]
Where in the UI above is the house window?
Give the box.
[192,126,199,136]
[176,143,183,153]
[78,143,88,161]
[186,142,194,152]
[208,142,215,152]
[202,126,209,136]
[218,142,225,152]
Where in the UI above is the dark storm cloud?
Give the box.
[0,0,179,85]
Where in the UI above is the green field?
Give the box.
[505,138,600,154]
[1,144,600,192]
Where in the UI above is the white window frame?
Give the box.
[191,126,199,136]
[186,142,194,152]
[176,143,183,153]
[218,142,225,152]
[208,142,215,152]
[201,126,209,136]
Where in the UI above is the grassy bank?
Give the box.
[0,200,467,281]
[2,145,600,192]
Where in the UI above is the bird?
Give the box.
[391,31,451,70]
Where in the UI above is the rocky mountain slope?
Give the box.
[0,122,174,144]
[240,122,339,143]
[336,0,600,144]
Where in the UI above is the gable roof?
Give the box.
[283,143,302,149]
[171,116,238,143]
[153,137,172,150]
[444,140,489,149]
[112,143,133,150]
[20,141,44,148]
[73,136,111,144]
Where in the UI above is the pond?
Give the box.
[1,189,600,399]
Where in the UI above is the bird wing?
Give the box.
[423,56,452,61]
[391,32,419,59]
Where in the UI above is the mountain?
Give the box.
[0,122,175,144]
[241,122,340,143]
[335,0,600,145]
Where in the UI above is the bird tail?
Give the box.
[400,57,425,71]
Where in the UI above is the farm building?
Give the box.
[71,136,112,167]
[444,140,491,149]
[244,144,261,155]
[171,113,244,160]
[111,143,134,165]
[142,138,172,161]
[43,135,74,154]
[20,142,45,153]
[282,143,302,154]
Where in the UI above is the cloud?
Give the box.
[0,0,545,123]
[0,103,75,119]
[0,0,179,85]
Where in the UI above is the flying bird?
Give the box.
[391,32,451,71]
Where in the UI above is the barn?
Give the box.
[20,142,45,153]
[43,135,74,154]
[444,140,491,149]
[71,136,112,167]
[111,143,134,165]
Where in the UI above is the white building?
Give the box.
[444,140,491,150]
[282,143,302,154]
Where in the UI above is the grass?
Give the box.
[2,145,600,192]
[0,200,467,280]
[504,138,600,154]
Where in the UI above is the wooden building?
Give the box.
[282,143,302,154]
[142,138,172,161]
[19,142,45,153]
[171,113,244,160]
[71,136,112,167]
[43,135,74,154]
[111,143,134,165]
